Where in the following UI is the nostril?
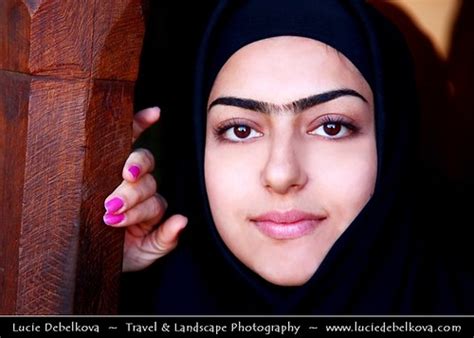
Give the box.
[261,161,307,194]
[261,138,308,194]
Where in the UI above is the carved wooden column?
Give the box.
[0,0,146,314]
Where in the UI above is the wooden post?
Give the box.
[0,0,146,314]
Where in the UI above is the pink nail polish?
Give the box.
[105,197,124,213]
[128,165,140,179]
[103,213,125,225]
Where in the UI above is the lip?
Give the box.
[251,210,325,240]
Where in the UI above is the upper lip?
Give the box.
[251,210,325,224]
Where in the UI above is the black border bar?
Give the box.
[1,316,474,338]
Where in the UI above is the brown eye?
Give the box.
[323,123,341,136]
[309,120,352,139]
[220,123,263,142]
[234,125,251,138]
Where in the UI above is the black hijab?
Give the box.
[122,0,474,315]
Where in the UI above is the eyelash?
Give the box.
[309,115,359,139]
[213,118,262,143]
[212,115,359,143]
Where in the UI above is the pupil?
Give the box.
[234,126,251,138]
[324,123,341,136]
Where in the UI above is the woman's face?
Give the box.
[205,36,377,286]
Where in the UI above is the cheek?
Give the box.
[204,142,265,263]
[204,143,260,221]
[309,138,377,222]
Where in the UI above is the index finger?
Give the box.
[133,107,161,142]
[123,148,155,182]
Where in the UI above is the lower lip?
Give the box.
[253,220,319,239]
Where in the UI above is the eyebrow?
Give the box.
[208,89,368,114]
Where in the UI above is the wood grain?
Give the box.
[0,1,31,72]
[74,80,133,314]
[0,71,30,314]
[16,78,88,314]
[0,0,144,79]
[93,0,145,80]
[0,0,145,314]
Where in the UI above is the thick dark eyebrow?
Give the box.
[208,89,367,114]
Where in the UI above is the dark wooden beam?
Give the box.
[0,0,146,314]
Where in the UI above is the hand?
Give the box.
[103,107,188,272]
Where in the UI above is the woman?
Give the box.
[104,0,473,314]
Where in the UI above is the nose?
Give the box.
[261,136,308,195]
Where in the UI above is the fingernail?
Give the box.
[177,216,188,233]
[105,197,124,213]
[103,213,125,225]
[159,195,168,209]
[128,165,140,179]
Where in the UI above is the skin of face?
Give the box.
[205,36,377,286]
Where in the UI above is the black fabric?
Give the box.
[121,0,474,315]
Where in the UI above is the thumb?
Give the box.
[142,214,188,258]
[133,107,161,142]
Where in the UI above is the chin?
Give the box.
[255,264,316,286]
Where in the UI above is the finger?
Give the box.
[104,193,167,227]
[104,174,158,215]
[122,148,155,182]
[122,214,187,272]
[133,107,160,142]
[141,214,188,257]
[125,217,161,240]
